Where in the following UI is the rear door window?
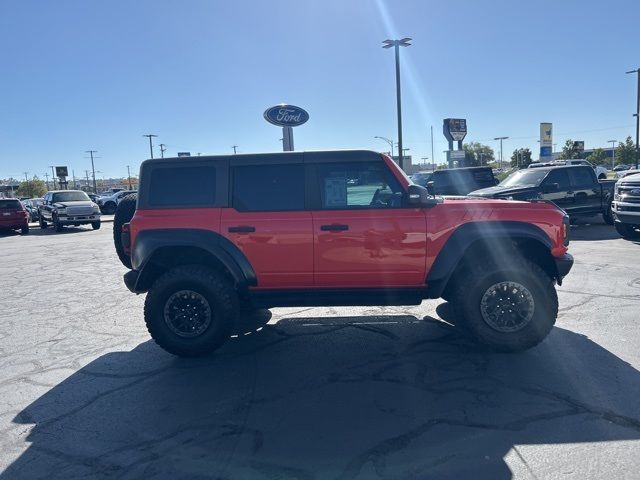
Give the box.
[232,164,305,211]
[568,167,595,187]
[148,166,217,207]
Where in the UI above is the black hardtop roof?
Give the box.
[524,165,593,172]
[140,149,383,168]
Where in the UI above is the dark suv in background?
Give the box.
[410,166,498,196]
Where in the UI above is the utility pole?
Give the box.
[232,145,238,154]
[85,170,91,189]
[127,165,132,190]
[494,137,509,169]
[48,166,56,190]
[626,68,640,169]
[23,172,29,182]
[85,150,98,193]
[143,134,158,159]
[430,125,435,172]
[72,170,77,189]
[159,143,166,158]
[382,38,412,171]
[44,172,50,190]
[608,140,617,170]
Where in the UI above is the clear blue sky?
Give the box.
[1,0,638,179]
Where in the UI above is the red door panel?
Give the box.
[221,209,313,288]
[312,209,427,287]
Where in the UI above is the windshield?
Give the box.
[499,169,549,187]
[52,191,90,203]
[410,173,432,186]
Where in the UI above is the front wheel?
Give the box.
[102,202,116,215]
[144,265,238,357]
[53,215,64,232]
[39,217,47,229]
[21,225,29,235]
[92,221,101,230]
[615,221,639,240]
[451,256,558,352]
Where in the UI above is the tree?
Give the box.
[557,139,582,160]
[586,148,608,166]
[615,136,637,166]
[16,177,47,198]
[462,142,495,167]
[510,148,533,168]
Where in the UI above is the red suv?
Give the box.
[114,150,573,357]
[0,199,29,235]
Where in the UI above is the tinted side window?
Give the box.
[232,164,305,211]
[543,169,571,189]
[569,167,595,186]
[149,166,216,207]
[316,161,402,209]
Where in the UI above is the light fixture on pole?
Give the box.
[374,136,394,157]
[494,137,509,169]
[382,37,412,171]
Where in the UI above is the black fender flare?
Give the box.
[131,229,256,292]
[425,221,554,298]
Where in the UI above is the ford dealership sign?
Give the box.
[263,104,309,127]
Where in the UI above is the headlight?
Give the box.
[614,183,620,200]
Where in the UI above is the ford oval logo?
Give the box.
[630,188,640,196]
[263,104,309,127]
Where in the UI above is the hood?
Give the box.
[53,201,95,208]
[468,184,541,199]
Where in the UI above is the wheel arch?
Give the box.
[426,221,559,299]
[131,229,257,293]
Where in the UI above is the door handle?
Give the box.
[320,224,349,231]
[228,225,255,233]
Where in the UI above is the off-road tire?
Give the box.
[91,221,101,230]
[144,265,238,357]
[450,256,558,352]
[615,221,639,240]
[21,225,29,235]
[113,193,137,269]
[53,215,63,232]
[603,201,614,225]
[102,201,117,215]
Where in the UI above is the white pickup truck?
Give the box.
[97,190,137,214]
[612,172,640,239]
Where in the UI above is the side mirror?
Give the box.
[407,184,438,208]
[425,180,435,194]
[542,182,560,193]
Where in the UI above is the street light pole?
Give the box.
[159,143,167,158]
[374,136,394,157]
[494,137,508,169]
[608,140,617,170]
[232,145,238,154]
[143,134,158,159]
[383,38,412,171]
[626,68,640,169]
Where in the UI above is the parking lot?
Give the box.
[0,217,639,479]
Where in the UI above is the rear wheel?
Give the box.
[91,221,101,230]
[603,201,614,225]
[21,225,29,235]
[113,193,137,268]
[144,265,238,357]
[450,256,558,352]
[102,202,117,215]
[615,221,639,240]
[39,217,47,229]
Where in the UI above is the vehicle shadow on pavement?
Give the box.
[4,314,640,479]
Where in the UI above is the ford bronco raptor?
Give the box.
[114,150,573,357]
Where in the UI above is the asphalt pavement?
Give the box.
[0,216,639,479]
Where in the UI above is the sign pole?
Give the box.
[282,126,294,152]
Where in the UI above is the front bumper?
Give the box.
[58,214,100,225]
[554,253,574,284]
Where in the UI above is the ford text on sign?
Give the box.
[264,104,309,127]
